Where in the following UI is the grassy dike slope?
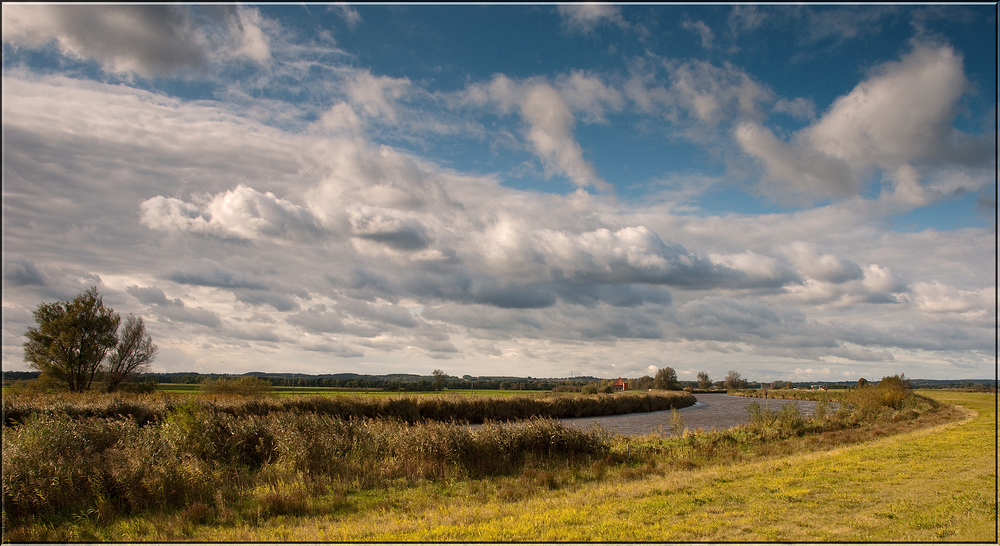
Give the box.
[190,391,996,542]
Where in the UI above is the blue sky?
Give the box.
[2,4,996,382]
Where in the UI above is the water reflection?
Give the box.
[558,393,823,437]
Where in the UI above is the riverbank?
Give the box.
[559,392,825,436]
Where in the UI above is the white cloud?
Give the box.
[141,185,326,243]
[315,102,364,134]
[2,5,271,77]
[345,70,412,124]
[623,56,772,133]
[806,43,968,168]
[682,20,715,49]
[557,4,628,33]
[469,75,611,191]
[911,282,995,318]
[738,42,993,204]
[773,97,816,120]
[555,71,625,124]
[781,242,863,284]
[330,4,362,29]
[519,83,609,191]
[735,121,857,201]
[1,19,994,380]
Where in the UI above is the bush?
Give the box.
[845,374,911,414]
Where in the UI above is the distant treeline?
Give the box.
[1,371,601,392]
[3,370,994,392]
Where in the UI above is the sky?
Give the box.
[1,4,996,383]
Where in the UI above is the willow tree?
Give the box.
[654,366,681,390]
[103,314,157,392]
[23,287,120,392]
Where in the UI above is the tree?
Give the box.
[696,371,712,389]
[633,375,654,391]
[724,370,746,390]
[654,367,680,390]
[103,315,157,392]
[23,287,120,392]
[432,369,447,390]
[857,377,869,388]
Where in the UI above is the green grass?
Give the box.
[96,390,994,542]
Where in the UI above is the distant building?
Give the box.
[612,377,628,392]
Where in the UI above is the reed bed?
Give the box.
[2,389,695,427]
[2,408,611,531]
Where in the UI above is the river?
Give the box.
[558,392,824,437]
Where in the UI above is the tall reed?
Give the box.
[2,407,612,530]
[3,390,695,427]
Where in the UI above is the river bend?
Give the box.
[558,393,823,437]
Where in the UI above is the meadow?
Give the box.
[2,384,994,542]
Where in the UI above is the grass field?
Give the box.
[82,390,996,542]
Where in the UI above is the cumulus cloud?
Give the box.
[738,42,993,204]
[910,281,995,324]
[782,242,863,284]
[141,185,326,242]
[782,263,907,307]
[806,44,971,168]
[348,207,430,251]
[533,226,768,289]
[1,5,271,77]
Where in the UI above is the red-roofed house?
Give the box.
[612,377,628,392]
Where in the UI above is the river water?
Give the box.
[558,393,823,437]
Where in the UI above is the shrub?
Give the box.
[845,374,911,414]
